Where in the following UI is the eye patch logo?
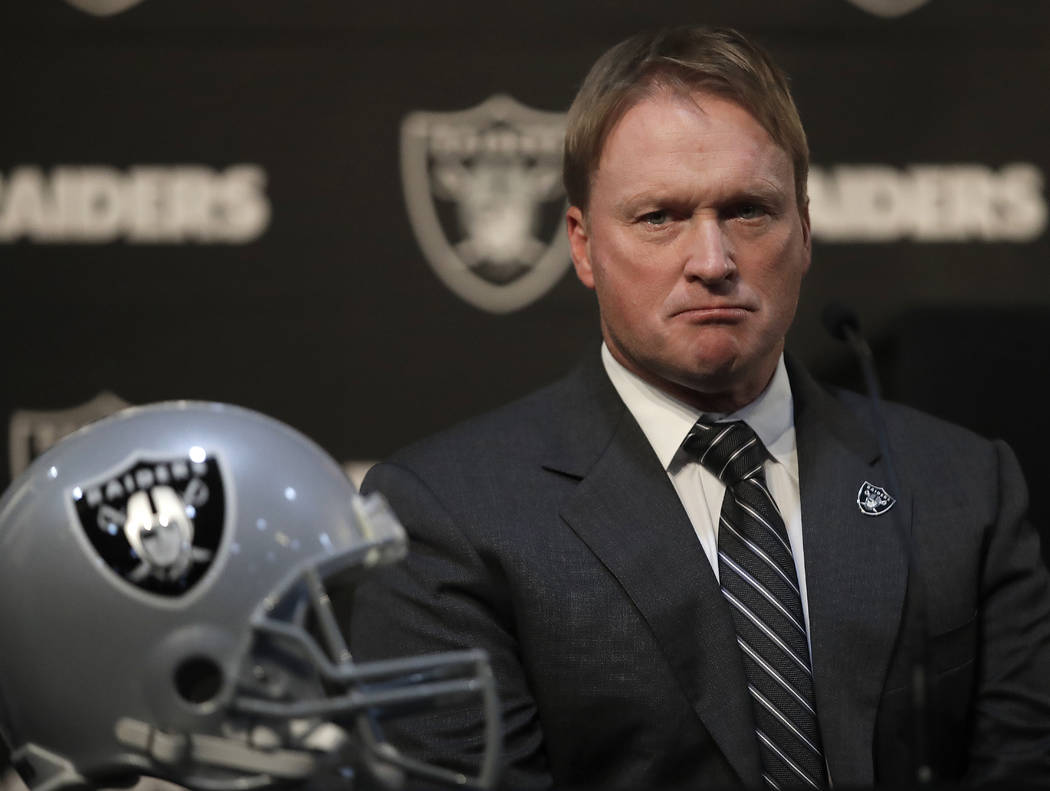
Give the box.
[72,453,225,596]
[401,95,570,313]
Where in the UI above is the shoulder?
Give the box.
[819,384,1011,508]
[370,352,623,486]
[833,385,996,459]
[808,382,1021,541]
[789,355,996,458]
[389,373,574,464]
[359,357,625,548]
[789,355,1007,502]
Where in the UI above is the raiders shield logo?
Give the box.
[843,0,932,17]
[401,94,571,313]
[72,452,225,596]
[8,391,131,482]
[63,0,146,16]
[856,480,897,516]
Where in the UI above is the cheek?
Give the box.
[588,243,629,299]
[597,267,671,326]
[593,236,677,305]
[747,227,806,283]
[751,249,807,322]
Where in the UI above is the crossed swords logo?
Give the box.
[72,454,225,596]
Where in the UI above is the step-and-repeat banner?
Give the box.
[1,0,1048,556]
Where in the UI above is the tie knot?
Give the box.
[683,418,768,485]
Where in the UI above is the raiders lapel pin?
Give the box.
[857,481,896,516]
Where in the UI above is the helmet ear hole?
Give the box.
[174,656,225,705]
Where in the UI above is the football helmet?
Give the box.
[0,402,500,791]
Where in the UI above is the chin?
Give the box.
[680,365,742,396]
[656,352,739,394]
[686,340,746,379]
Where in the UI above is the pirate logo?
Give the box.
[72,452,225,596]
[857,480,897,516]
[8,391,131,482]
[843,0,932,17]
[401,94,571,313]
[62,0,146,16]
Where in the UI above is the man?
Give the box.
[348,26,1050,789]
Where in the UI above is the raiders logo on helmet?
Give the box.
[71,450,225,597]
[0,402,502,790]
[401,94,571,314]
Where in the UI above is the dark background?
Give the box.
[1,0,1048,561]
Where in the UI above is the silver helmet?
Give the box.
[0,402,500,791]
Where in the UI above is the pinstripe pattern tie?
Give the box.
[684,418,828,790]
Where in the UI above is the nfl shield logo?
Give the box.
[857,481,897,516]
[401,94,572,313]
[72,453,226,597]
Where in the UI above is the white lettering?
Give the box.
[170,166,214,241]
[428,123,563,159]
[0,168,53,239]
[218,165,271,243]
[993,164,1046,241]
[809,163,1047,243]
[0,164,271,244]
[69,167,124,242]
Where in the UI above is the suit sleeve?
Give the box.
[966,440,1050,784]
[338,460,553,791]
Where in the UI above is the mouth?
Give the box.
[672,306,752,323]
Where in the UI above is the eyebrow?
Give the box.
[616,179,789,215]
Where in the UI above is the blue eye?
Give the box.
[642,210,669,226]
[734,203,766,220]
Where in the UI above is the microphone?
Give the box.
[820,301,860,342]
[821,302,870,362]
[822,303,933,786]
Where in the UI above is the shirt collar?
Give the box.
[600,343,797,479]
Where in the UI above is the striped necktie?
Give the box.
[684,418,828,790]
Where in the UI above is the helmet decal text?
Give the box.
[72,453,225,596]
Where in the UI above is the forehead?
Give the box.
[593,89,793,198]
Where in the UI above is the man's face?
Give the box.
[567,89,811,412]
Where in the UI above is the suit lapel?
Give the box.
[548,357,762,786]
[543,355,910,786]
[789,360,909,788]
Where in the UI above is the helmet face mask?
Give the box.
[0,403,500,791]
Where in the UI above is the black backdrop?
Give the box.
[1,0,1048,560]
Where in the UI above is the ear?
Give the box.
[798,198,812,275]
[566,205,595,289]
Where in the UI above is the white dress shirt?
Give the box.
[600,343,812,635]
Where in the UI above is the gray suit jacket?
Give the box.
[347,353,1050,789]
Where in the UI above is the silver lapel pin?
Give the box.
[857,481,896,516]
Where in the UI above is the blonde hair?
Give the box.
[563,26,809,215]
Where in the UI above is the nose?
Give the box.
[682,216,735,284]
